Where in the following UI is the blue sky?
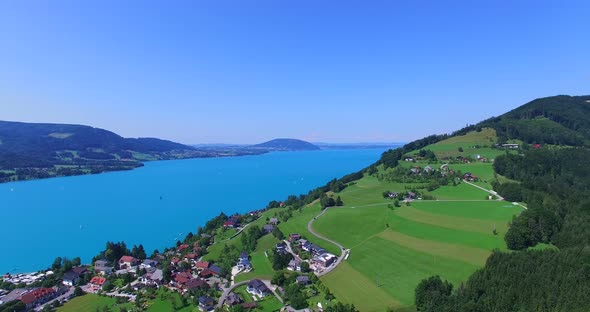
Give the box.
[1,1,589,144]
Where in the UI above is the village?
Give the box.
[1,209,340,312]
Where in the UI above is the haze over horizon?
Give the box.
[1,1,589,144]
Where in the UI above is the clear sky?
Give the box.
[1,1,589,144]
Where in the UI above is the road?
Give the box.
[462,179,527,210]
[217,279,283,309]
[35,287,74,311]
[307,207,348,277]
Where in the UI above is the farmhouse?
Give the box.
[289,233,301,242]
[140,259,159,269]
[269,217,280,225]
[410,166,421,174]
[296,276,310,285]
[312,253,336,268]
[424,165,434,173]
[276,242,288,254]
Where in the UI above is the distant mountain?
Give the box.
[0,121,257,183]
[252,138,320,151]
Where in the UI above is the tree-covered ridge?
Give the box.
[481,95,590,146]
[409,95,590,311]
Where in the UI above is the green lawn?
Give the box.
[57,294,133,312]
[411,200,522,222]
[428,182,490,200]
[235,234,278,282]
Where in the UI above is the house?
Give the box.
[237,252,252,271]
[289,233,301,242]
[310,244,326,255]
[287,259,302,272]
[463,173,477,182]
[89,276,106,287]
[440,164,449,171]
[118,256,139,269]
[186,278,209,290]
[533,144,542,149]
[404,156,415,162]
[199,269,213,278]
[301,241,312,252]
[19,288,57,309]
[263,224,274,233]
[141,259,159,269]
[185,253,197,261]
[225,292,243,306]
[223,220,237,228]
[296,275,310,285]
[387,192,398,199]
[276,242,287,254]
[423,165,434,173]
[247,279,270,297]
[196,261,210,270]
[269,217,279,225]
[178,244,190,252]
[410,166,421,174]
[171,257,181,266]
[62,267,87,286]
[147,269,164,285]
[175,272,193,285]
[208,264,222,276]
[313,253,336,268]
[407,192,417,199]
[94,260,113,276]
[198,295,216,311]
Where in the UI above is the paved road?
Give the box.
[462,180,527,210]
[217,279,283,309]
[307,207,348,277]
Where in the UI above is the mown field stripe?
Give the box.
[378,229,490,266]
[321,261,402,312]
[394,205,507,235]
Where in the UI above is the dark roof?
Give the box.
[240,251,249,259]
[263,224,274,231]
[186,278,208,289]
[296,276,310,284]
[71,267,88,275]
[226,292,243,305]
[63,271,79,281]
[94,260,109,267]
[247,279,270,293]
[198,295,215,305]
[209,264,222,275]
[276,242,287,249]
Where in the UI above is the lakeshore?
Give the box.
[0,148,390,274]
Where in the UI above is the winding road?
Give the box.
[307,207,348,277]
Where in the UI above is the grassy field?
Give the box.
[57,294,133,312]
[309,130,525,310]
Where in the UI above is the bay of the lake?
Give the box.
[1,148,390,273]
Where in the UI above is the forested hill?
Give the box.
[0,121,245,183]
[373,95,590,312]
[252,138,320,151]
[480,95,590,146]
[0,121,191,154]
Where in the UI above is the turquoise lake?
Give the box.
[0,148,390,273]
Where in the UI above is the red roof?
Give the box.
[90,276,106,285]
[199,269,213,278]
[185,253,197,259]
[20,288,55,305]
[175,272,193,285]
[533,144,542,149]
[119,256,136,263]
[178,244,189,251]
[196,261,209,269]
[223,221,236,227]
[171,257,180,264]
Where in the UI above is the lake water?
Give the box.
[0,148,390,273]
